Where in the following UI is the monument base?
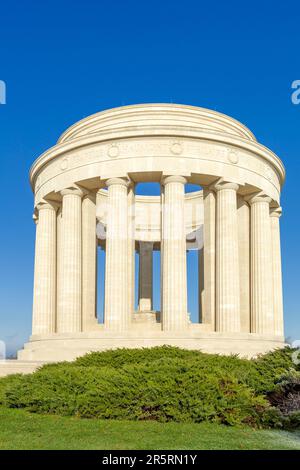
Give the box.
[0,325,286,376]
[0,360,46,377]
[16,325,285,362]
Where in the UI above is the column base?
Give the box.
[16,327,286,363]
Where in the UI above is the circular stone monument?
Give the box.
[18,104,286,361]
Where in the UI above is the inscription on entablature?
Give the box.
[33,136,280,196]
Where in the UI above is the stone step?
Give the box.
[0,360,46,377]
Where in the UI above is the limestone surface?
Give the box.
[1,104,286,373]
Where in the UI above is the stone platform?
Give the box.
[0,360,46,377]
[0,324,285,376]
[17,326,285,363]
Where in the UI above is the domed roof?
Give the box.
[57,103,256,144]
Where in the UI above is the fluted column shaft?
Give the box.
[57,188,83,333]
[161,176,187,330]
[32,203,57,335]
[215,181,240,332]
[128,184,136,315]
[160,185,165,320]
[104,178,129,330]
[249,194,274,334]
[237,196,250,332]
[82,194,97,331]
[202,188,216,326]
[138,241,153,311]
[198,246,204,322]
[270,207,284,336]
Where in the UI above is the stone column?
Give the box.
[138,241,153,312]
[56,207,62,330]
[57,188,83,333]
[270,207,284,336]
[249,194,274,334]
[237,196,250,332]
[32,202,57,335]
[198,246,204,322]
[82,193,98,331]
[202,188,216,326]
[128,183,136,316]
[160,185,165,319]
[104,177,129,330]
[214,181,240,332]
[161,176,188,330]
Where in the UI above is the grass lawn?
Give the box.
[0,407,299,450]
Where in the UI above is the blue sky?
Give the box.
[0,0,299,355]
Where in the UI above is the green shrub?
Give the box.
[3,357,268,426]
[74,346,204,368]
[0,346,298,428]
[287,411,300,429]
[266,369,300,429]
[251,348,298,393]
[0,374,24,405]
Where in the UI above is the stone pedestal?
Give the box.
[138,241,153,312]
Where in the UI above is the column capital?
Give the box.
[82,191,97,203]
[270,206,282,218]
[106,177,130,188]
[210,179,239,192]
[61,186,84,197]
[127,180,136,190]
[246,192,272,205]
[36,201,58,212]
[161,175,187,185]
